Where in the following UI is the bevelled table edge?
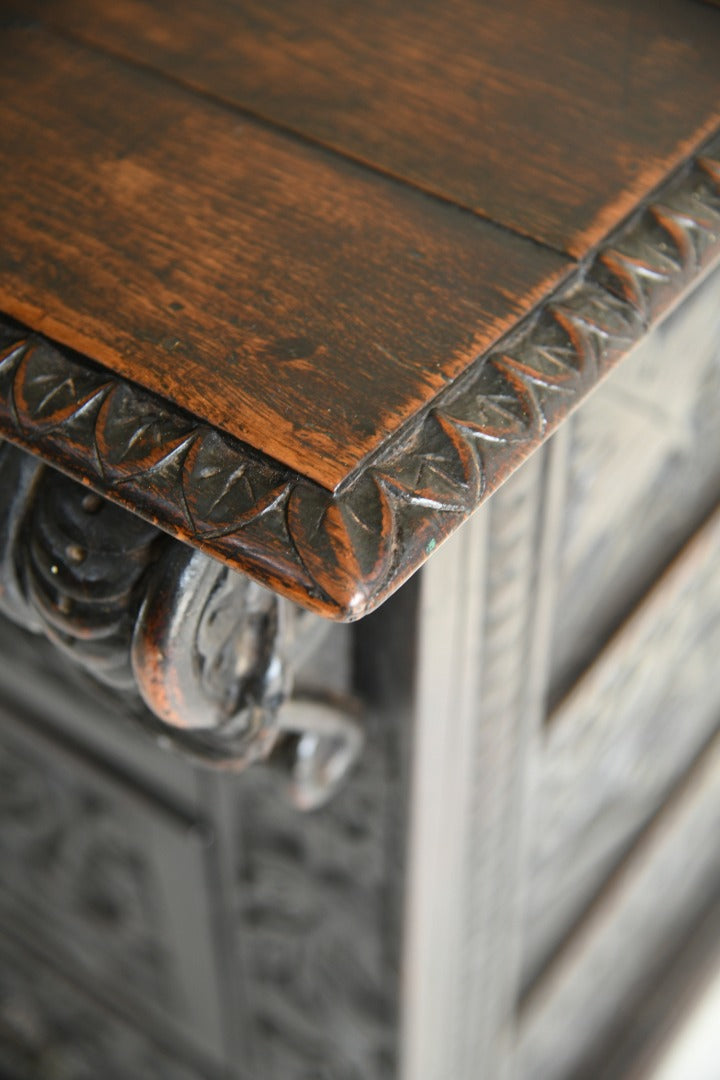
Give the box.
[1,131,719,621]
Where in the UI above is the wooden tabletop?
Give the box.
[1,2,720,618]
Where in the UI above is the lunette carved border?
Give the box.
[1,133,719,620]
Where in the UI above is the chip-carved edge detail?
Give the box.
[1,133,719,620]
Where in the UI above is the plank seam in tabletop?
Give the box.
[0,20,570,492]
[15,0,720,257]
[20,16,569,260]
[1,131,719,619]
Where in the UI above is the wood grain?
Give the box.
[1,132,719,619]
[518,723,720,1080]
[0,22,567,491]
[22,0,720,256]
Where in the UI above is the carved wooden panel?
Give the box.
[0,931,212,1080]
[207,617,406,1080]
[551,261,720,697]
[518,727,720,1080]
[0,704,226,1061]
[228,749,400,1079]
[0,610,202,807]
[524,502,720,982]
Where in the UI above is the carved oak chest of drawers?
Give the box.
[1,2,720,1078]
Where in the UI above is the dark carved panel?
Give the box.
[0,739,170,999]
[525,503,720,983]
[0,712,226,1059]
[518,729,720,1080]
[551,260,720,698]
[230,711,403,1079]
[0,932,212,1080]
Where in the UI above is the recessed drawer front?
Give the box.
[550,262,720,700]
[524,502,720,981]
[0,706,225,1062]
[519,728,720,1080]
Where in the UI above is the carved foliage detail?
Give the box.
[0,936,208,1080]
[0,136,719,618]
[235,735,399,1080]
[0,733,174,1011]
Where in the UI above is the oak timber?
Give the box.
[0,7,719,616]
[21,0,720,255]
[0,21,567,491]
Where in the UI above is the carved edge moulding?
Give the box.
[0,132,719,621]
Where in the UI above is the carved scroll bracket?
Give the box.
[131,542,364,808]
[0,440,362,808]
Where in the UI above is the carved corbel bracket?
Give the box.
[0,440,361,807]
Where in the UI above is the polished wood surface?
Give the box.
[22,0,720,254]
[0,21,567,490]
[0,5,719,616]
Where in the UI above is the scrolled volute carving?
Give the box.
[132,545,292,767]
[0,439,362,806]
